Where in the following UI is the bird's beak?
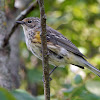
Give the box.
[16,21,25,24]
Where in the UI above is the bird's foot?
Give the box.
[42,75,52,83]
[42,66,58,82]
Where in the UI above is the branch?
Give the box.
[37,0,50,100]
[2,1,37,47]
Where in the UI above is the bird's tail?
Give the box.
[84,61,100,77]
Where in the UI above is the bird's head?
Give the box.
[16,17,40,31]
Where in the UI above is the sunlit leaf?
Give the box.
[85,80,100,96]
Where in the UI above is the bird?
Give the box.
[16,17,100,77]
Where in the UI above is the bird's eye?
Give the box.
[28,20,32,23]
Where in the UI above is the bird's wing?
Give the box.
[46,26,86,58]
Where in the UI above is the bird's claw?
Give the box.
[42,75,52,83]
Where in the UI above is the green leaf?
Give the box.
[0,87,16,100]
[11,89,37,100]
[36,95,45,100]
[81,92,100,100]
[85,80,100,96]
[63,87,74,95]
[27,68,43,83]
[74,74,82,84]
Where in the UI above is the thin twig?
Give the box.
[2,1,37,47]
[37,0,50,100]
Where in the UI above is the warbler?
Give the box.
[16,17,100,77]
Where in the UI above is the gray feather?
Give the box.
[47,26,86,58]
[84,61,100,77]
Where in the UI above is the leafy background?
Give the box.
[1,0,100,100]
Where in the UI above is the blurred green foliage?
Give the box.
[2,0,100,100]
[19,0,100,99]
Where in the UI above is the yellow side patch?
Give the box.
[3,22,7,26]
[33,31,41,43]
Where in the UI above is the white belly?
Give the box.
[26,38,42,59]
[26,38,69,67]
